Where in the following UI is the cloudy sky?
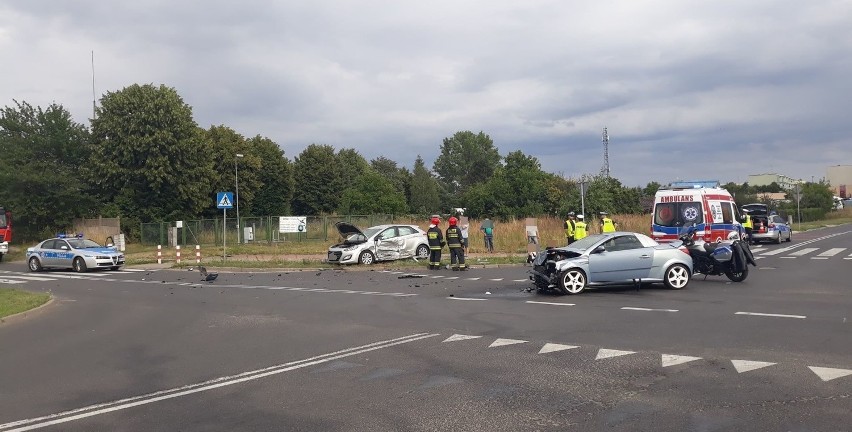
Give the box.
[2,0,850,186]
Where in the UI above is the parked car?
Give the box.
[26,235,125,272]
[529,232,693,295]
[742,203,792,244]
[327,222,430,265]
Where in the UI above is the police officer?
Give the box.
[446,216,466,270]
[564,212,576,246]
[741,209,754,245]
[574,214,588,240]
[600,212,617,233]
[426,217,444,270]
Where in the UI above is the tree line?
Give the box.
[1,83,835,242]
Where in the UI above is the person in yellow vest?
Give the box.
[741,209,754,245]
[573,214,587,240]
[564,212,576,246]
[599,212,617,233]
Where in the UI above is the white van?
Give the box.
[652,184,743,243]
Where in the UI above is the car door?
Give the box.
[772,215,790,239]
[55,240,75,268]
[39,240,59,267]
[395,226,418,258]
[375,227,401,261]
[588,235,654,282]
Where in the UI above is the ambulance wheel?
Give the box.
[358,251,375,265]
[73,257,88,273]
[557,269,587,295]
[28,257,43,272]
[415,244,430,259]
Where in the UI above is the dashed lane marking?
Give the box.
[489,278,503,281]
[0,275,58,282]
[526,301,575,306]
[466,278,481,281]
[447,297,487,301]
[735,311,807,319]
[444,277,459,280]
[512,279,528,282]
[488,338,527,348]
[0,278,27,284]
[442,334,482,343]
[539,343,579,354]
[621,307,678,312]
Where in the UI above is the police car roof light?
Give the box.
[57,233,67,238]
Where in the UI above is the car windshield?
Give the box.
[654,202,704,227]
[66,239,104,249]
[567,235,606,251]
[362,227,384,238]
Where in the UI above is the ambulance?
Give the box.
[651,181,744,243]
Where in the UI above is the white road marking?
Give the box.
[789,247,818,256]
[538,343,579,354]
[757,231,850,255]
[808,366,852,382]
[595,349,635,360]
[445,277,459,280]
[780,256,796,259]
[430,275,445,278]
[731,360,776,373]
[119,269,148,272]
[735,311,806,319]
[0,278,27,284]
[0,333,438,432]
[621,307,678,312]
[816,248,845,257]
[442,334,482,343]
[754,256,765,260]
[446,297,487,301]
[661,354,702,367]
[488,338,527,348]
[0,275,58,282]
[489,278,504,281]
[526,301,575,306]
[466,277,481,281]
[512,279,528,282]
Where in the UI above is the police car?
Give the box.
[26,234,125,273]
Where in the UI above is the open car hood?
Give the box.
[335,222,365,239]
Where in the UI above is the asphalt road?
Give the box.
[1,226,850,431]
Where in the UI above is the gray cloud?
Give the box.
[2,0,850,186]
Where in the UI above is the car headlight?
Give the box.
[343,245,360,251]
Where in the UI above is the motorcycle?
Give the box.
[678,224,756,282]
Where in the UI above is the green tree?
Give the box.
[0,101,96,240]
[202,125,261,218]
[408,155,440,214]
[787,181,833,211]
[337,170,408,214]
[643,181,662,196]
[249,135,294,216]
[371,156,411,203]
[89,84,214,227]
[433,131,501,195]
[336,148,370,187]
[292,144,344,214]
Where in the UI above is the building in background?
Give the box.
[826,165,852,198]
[747,173,798,190]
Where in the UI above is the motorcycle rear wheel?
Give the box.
[725,265,749,282]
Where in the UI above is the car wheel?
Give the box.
[415,244,430,259]
[110,266,120,271]
[73,257,88,273]
[664,264,690,289]
[28,257,43,272]
[786,231,792,242]
[358,250,376,265]
[775,231,782,244]
[557,269,586,295]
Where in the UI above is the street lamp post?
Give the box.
[235,153,244,243]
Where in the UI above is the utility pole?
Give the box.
[235,153,244,243]
[91,51,97,120]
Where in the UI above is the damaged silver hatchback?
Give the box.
[529,232,693,295]
[327,222,431,265]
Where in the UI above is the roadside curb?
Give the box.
[0,295,55,325]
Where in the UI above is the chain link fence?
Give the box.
[139,214,422,246]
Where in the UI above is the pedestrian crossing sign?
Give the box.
[217,192,234,209]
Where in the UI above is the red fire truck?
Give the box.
[0,207,11,262]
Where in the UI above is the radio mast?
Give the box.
[600,127,610,177]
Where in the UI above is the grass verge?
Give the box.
[0,287,51,319]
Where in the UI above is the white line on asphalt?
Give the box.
[621,307,678,312]
[445,277,459,280]
[811,257,829,260]
[0,333,439,432]
[735,311,807,319]
[430,276,445,278]
[780,256,796,259]
[0,278,27,284]
[789,247,818,256]
[512,279,528,282]
[447,297,487,301]
[754,256,765,260]
[756,231,850,255]
[526,301,575,306]
[0,275,57,281]
[466,278,481,281]
[816,248,846,257]
[489,278,504,281]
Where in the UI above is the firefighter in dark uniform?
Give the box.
[446,216,466,270]
[427,217,444,270]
